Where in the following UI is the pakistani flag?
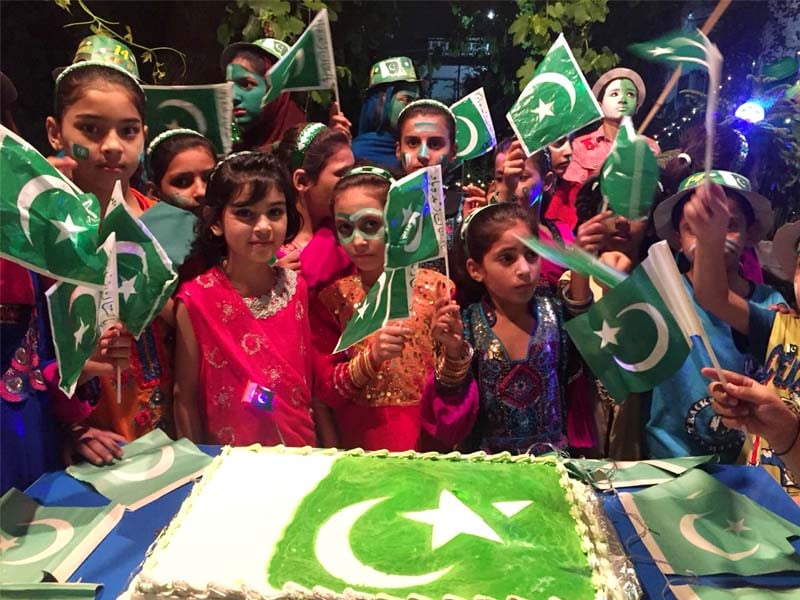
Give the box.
[99,191,178,339]
[66,429,211,511]
[451,88,496,164]
[385,166,447,269]
[506,34,603,156]
[566,456,713,490]
[600,117,659,220]
[670,583,800,599]
[144,83,233,154]
[629,29,718,74]
[139,201,197,267]
[565,261,690,400]
[0,488,123,583]
[334,267,415,353]
[0,126,106,287]
[0,583,99,599]
[619,469,800,576]
[262,10,336,106]
[518,235,626,289]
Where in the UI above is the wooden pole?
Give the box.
[638,0,733,134]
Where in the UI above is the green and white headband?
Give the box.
[340,165,395,184]
[397,98,456,123]
[55,60,144,93]
[146,128,206,156]
[459,203,494,251]
[208,150,259,183]
[292,122,327,170]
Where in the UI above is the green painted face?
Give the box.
[334,208,386,244]
[388,84,419,130]
[72,144,90,160]
[226,63,267,129]
[601,78,638,120]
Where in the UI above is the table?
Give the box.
[23,451,800,599]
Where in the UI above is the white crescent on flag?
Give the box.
[527,72,577,110]
[156,100,208,134]
[116,241,150,281]
[678,513,760,561]
[455,115,479,158]
[1,518,74,566]
[111,446,175,482]
[612,302,669,372]
[17,175,77,245]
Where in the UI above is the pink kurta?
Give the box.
[565,125,660,185]
[175,266,315,447]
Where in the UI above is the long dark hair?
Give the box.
[148,133,216,190]
[275,125,351,182]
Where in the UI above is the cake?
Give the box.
[129,446,619,599]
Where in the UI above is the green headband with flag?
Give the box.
[398,98,456,124]
[450,87,496,164]
[146,128,206,157]
[55,60,143,92]
[292,122,326,169]
[143,83,234,155]
[340,165,395,183]
[506,33,603,157]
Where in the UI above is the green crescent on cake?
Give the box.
[128,446,618,599]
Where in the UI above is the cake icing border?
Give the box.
[127,445,623,600]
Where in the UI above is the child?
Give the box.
[173,152,316,447]
[146,128,216,212]
[313,166,456,451]
[395,99,457,173]
[421,202,568,455]
[644,170,782,462]
[45,58,174,447]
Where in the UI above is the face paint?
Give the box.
[418,142,430,159]
[226,63,267,129]
[335,208,385,244]
[72,144,89,160]
[163,192,198,211]
[388,85,419,130]
[601,78,638,120]
[412,121,441,131]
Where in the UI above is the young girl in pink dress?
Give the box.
[173,152,316,447]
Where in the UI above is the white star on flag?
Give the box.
[594,320,620,349]
[74,318,90,349]
[531,99,555,121]
[403,489,502,549]
[50,214,88,244]
[355,300,369,320]
[648,46,674,56]
[119,276,138,302]
[725,518,752,536]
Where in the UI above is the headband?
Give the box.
[292,122,327,170]
[459,203,494,251]
[397,98,456,123]
[146,128,206,156]
[208,150,259,184]
[55,60,144,93]
[340,165,395,183]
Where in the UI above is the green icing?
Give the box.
[268,456,595,599]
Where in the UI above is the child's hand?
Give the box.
[47,155,78,180]
[328,102,352,141]
[63,424,126,466]
[432,296,464,358]
[275,248,302,271]
[82,323,132,379]
[370,324,412,365]
[500,140,525,199]
[461,184,488,219]
[683,182,729,248]
[576,210,613,254]
[599,250,633,274]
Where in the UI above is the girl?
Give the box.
[146,128,216,212]
[313,166,457,451]
[174,152,316,447]
[46,60,174,447]
[421,202,568,455]
[395,99,456,174]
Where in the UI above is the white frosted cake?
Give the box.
[128,446,618,599]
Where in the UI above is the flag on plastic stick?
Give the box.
[517,235,626,289]
[262,9,337,106]
[451,87,496,164]
[506,33,602,156]
[0,125,106,287]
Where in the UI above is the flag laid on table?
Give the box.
[518,235,626,289]
[334,266,415,353]
[506,34,602,157]
[451,88,496,164]
[66,429,212,511]
[0,583,100,600]
[629,28,718,74]
[143,83,233,154]
[565,256,690,400]
[670,583,800,600]
[600,116,659,220]
[384,166,447,269]
[0,487,123,583]
[262,9,336,106]
[0,125,106,287]
[100,183,178,338]
[619,469,800,576]
[565,455,713,490]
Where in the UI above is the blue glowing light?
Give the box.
[735,101,765,123]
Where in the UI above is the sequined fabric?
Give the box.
[463,296,568,454]
[1,311,46,403]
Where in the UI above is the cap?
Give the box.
[368,56,419,89]
[53,35,139,81]
[220,38,291,71]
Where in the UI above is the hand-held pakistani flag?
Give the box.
[0,125,106,286]
[143,83,234,154]
[517,235,626,289]
[100,183,178,338]
[66,429,212,511]
[506,33,603,156]
[600,116,659,220]
[0,487,123,583]
[262,9,336,106]
[619,469,800,576]
[451,88,496,163]
[334,267,415,353]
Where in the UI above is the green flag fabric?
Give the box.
[65,429,211,511]
[385,166,447,269]
[0,583,100,599]
[138,201,197,267]
[517,234,626,289]
[600,117,659,220]
[143,83,233,154]
[566,456,713,490]
[262,9,336,106]
[506,33,603,157]
[0,488,123,583]
[99,201,178,338]
[0,126,106,287]
[619,469,800,576]
[670,583,800,599]
[451,87,496,164]
[629,28,717,74]
[565,262,690,400]
[334,267,414,353]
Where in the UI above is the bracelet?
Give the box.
[774,412,800,457]
[434,341,474,387]
[348,348,378,389]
